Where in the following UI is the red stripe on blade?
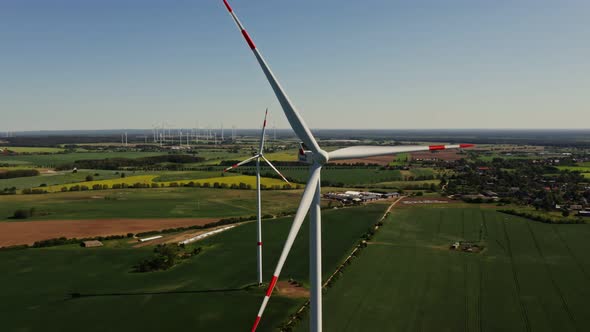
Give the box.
[257,242,263,246]
[251,316,261,332]
[263,120,267,127]
[266,275,278,297]
[429,145,445,151]
[242,30,256,49]
[223,0,232,12]
[460,144,475,148]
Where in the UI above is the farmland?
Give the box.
[0,169,121,190]
[0,188,306,221]
[296,205,590,332]
[238,167,408,186]
[0,204,387,332]
[0,146,65,153]
[0,151,168,167]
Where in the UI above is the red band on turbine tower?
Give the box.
[429,145,445,151]
[223,0,233,12]
[257,241,263,246]
[266,276,278,296]
[252,316,262,332]
[242,30,256,49]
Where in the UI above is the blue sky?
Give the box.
[1,0,589,131]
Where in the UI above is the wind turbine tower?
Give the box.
[224,109,289,285]
[221,1,476,331]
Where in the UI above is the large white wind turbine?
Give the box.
[223,109,290,286]
[221,1,475,331]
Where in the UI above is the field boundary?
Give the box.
[279,197,403,331]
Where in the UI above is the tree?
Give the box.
[85,175,94,182]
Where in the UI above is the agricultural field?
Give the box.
[0,204,387,332]
[152,170,236,182]
[0,151,168,167]
[296,205,590,332]
[0,169,121,190]
[32,174,293,193]
[0,187,306,221]
[236,167,405,186]
[369,179,439,190]
[556,166,590,179]
[0,146,65,153]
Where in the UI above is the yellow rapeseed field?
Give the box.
[34,174,296,193]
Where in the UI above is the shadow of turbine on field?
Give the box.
[67,286,256,300]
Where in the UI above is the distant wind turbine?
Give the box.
[223,109,289,285]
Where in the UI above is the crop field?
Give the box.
[370,179,439,189]
[0,151,168,167]
[152,170,237,182]
[0,169,121,190]
[0,146,65,153]
[31,174,291,193]
[0,188,306,221]
[263,149,299,161]
[296,206,590,332]
[0,204,387,332]
[556,166,590,178]
[236,167,405,186]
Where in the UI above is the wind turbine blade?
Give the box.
[328,144,475,161]
[222,0,322,156]
[258,108,268,154]
[223,154,259,172]
[260,155,289,184]
[251,164,321,332]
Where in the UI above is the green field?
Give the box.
[370,179,439,189]
[0,188,308,221]
[556,166,590,178]
[0,169,121,190]
[152,170,237,182]
[296,206,590,331]
[236,167,405,186]
[0,204,387,332]
[1,146,65,153]
[0,151,168,167]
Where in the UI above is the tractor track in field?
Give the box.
[462,210,466,239]
[526,220,578,331]
[463,259,470,332]
[280,197,403,331]
[477,258,483,332]
[501,217,532,332]
[551,224,590,283]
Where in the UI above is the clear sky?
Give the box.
[1,0,589,131]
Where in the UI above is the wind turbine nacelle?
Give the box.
[298,143,314,164]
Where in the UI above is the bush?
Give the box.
[12,208,33,219]
[85,175,94,181]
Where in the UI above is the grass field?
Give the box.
[0,170,121,190]
[0,204,387,332]
[0,151,168,167]
[556,166,590,179]
[152,170,237,182]
[0,188,308,221]
[1,146,65,153]
[236,167,405,186]
[370,179,439,189]
[296,206,590,332]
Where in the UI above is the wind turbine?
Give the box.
[223,109,290,286]
[221,1,475,331]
